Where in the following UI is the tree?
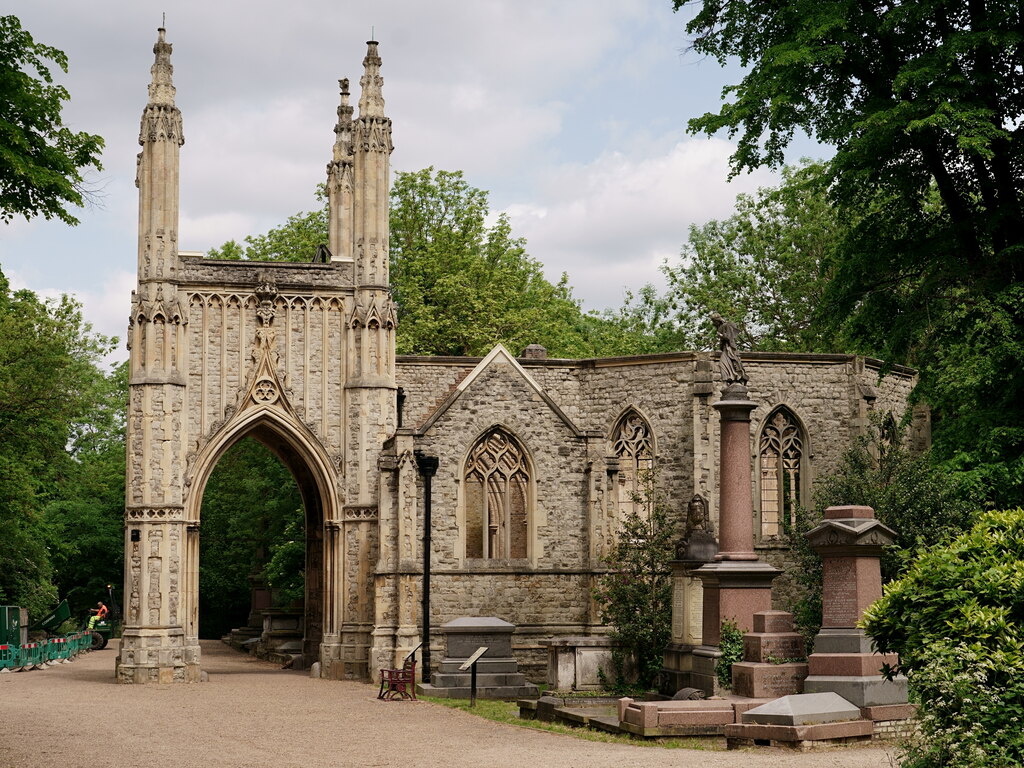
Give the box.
[0,15,104,225]
[863,508,1024,767]
[593,474,675,692]
[389,168,592,357]
[662,159,841,351]
[198,438,303,638]
[0,266,113,619]
[43,362,128,618]
[599,160,841,353]
[678,0,1024,506]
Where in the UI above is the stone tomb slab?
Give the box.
[741,692,861,726]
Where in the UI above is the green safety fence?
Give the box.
[0,644,16,670]
[18,642,42,669]
[73,631,91,655]
[47,636,70,661]
[0,631,100,672]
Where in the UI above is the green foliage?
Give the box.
[789,414,980,644]
[0,266,113,620]
[198,439,303,637]
[262,513,306,608]
[389,168,592,357]
[664,159,841,352]
[593,475,674,692]
[862,508,1024,767]
[0,15,104,224]
[677,0,1024,506]
[43,362,127,619]
[916,284,1024,508]
[716,620,744,689]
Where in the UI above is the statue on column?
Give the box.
[710,312,747,386]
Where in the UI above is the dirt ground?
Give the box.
[0,640,899,768]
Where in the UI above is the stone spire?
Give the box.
[327,78,354,262]
[131,25,185,378]
[344,39,396,510]
[147,27,177,106]
[357,41,385,118]
[136,25,184,285]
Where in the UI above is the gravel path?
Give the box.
[1,641,898,768]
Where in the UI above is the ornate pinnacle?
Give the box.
[148,27,176,107]
[333,78,354,162]
[357,41,385,118]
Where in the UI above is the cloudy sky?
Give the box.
[3,1,822,363]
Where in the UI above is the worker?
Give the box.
[87,601,109,630]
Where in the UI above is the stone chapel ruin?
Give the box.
[118,29,923,685]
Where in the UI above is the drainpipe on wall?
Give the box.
[414,451,439,682]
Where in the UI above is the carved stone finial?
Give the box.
[710,312,747,387]
[358,41,386,118]
[148,27,176,107]
[140,27,183,146]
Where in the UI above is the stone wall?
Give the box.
[391,349,919,676]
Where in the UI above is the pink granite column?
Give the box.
[691,384,779,695]
[714,397,758,561]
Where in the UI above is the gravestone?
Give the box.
[417,617,540,699]
[803,506,910,715]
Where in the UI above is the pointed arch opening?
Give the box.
[463,427,532,560]
[757,407,807,539]
[186,411,340,670]
[609,408,655,519]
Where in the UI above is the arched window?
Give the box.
[758,408,805,538]
[610,409,654,517]
[464,428,530,559]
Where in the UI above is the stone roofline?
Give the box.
[176,255,353,292]
[396,350,917,379]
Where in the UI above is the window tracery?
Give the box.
[464,428,530,559]
[758,408,804,538]
[610,410,654,517]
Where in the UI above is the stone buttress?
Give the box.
[118,27,194,683]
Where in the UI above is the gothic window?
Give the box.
[464,428,530,559]
[758,408,805,538]
[610,410,654,517]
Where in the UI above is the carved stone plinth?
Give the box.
[731,611,807,698]
[803,506,908,708]
[116,627,200,684]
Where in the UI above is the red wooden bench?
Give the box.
[378,645,420,700]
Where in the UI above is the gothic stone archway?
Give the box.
[116,30,396,683]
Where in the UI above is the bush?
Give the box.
[593,473,674,693]
[717,620,744,689]
[862,508,1024,767]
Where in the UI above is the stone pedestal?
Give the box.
[803,506,909,709]
[257,608,304,666]
[417,617,539,699]
[541,636,616,691]
[732,610,808,698]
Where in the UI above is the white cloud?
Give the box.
[505,137,778,310]
[2,0,824,341]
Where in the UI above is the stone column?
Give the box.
[804,505,910,716]
[691,383,779,695]
[713,394,758,560]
